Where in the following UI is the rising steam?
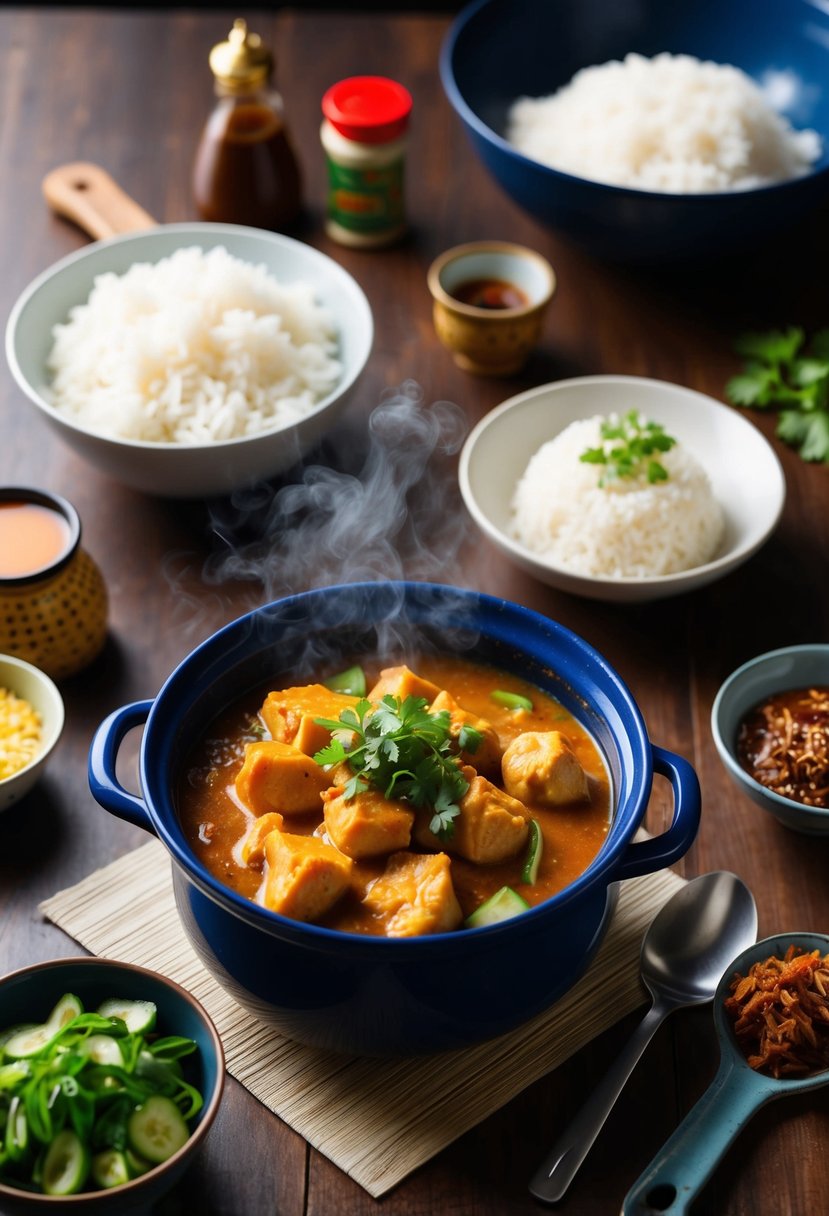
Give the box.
[205,381,470,597]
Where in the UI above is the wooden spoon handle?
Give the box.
[42,162,157,240]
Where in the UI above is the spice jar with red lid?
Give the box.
[320,76,412,248]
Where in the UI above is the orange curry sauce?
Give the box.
[178,655,611,934]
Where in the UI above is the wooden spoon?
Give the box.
[42,162,156,240]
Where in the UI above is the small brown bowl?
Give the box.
[427,240,556,375]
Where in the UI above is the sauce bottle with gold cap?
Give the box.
[193,18,302,231]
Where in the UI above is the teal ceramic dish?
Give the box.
[5,225,373,499]
[711,644,829,836]
[0,957,224,1214]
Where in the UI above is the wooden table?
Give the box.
[1,8,827,1215]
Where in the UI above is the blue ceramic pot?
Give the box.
[89,582,700,1056]
[441,0,829,262]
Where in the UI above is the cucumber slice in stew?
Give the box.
[324,665,366,697]
[128,1095,189,1164]
[521,818,543,885]
[42,1129,90,1196]
[490,689,533,712]
[466,886,530,928]
[91,1148,131,1189]
[97,999,157,1035]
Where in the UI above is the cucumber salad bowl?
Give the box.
[0,957,224,1213]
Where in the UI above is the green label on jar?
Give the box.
[325,155,405,234]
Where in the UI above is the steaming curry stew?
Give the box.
[178,655,611,933]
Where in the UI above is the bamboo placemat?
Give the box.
[41,840,685,1197]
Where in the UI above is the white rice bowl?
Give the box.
[511,415,724,578]
[45,245,342,445]
[507,52,821,194]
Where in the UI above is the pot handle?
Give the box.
[88,701,157,835]
[613,746,700,882]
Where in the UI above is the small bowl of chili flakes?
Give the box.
[712,644,829,836]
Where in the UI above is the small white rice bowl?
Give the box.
[45,245,342,445]
[507,52,821,194]
[511,416,724,578]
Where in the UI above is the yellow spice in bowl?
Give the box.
[0,687,42,779]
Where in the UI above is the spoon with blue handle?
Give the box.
[529,871,757,1203]
[622,931,829,1216]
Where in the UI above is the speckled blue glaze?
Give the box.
[89,583,700,1056]
[441,0,829,261]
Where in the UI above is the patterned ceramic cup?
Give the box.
[0,487,108,680]
[427,241,556,375]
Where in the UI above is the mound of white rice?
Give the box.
[511,416,724,578]
[46,245,342,444]
[507,53,821,193]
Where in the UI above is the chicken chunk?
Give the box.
[235,740,331,816]
[502,731,589,806]
[262,829,353,922]
[322,785,415,859]
[367,665,441,704]
[414,766,529,863]
[429,689,502,777]
[260,685,358,758]
[240,812,284,866]
[363,851,462,936]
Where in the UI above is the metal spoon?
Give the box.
[622,931,829,1215]
[528,870,757,1204]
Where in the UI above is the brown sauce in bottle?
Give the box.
[193,99,302,231]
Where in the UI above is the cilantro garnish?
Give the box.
[725,327,829,463]
[313,694,482,840]
[579,410,676,486]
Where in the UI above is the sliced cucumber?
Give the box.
[324,665,366,697]
[127,1095,189,1164]
[125,1147,153,1178]
[4,995,83,1060]
[42,1128,90,1196]
[82,1034,124,1067]
[465,885,530,928]
[521,818,543,885]
[97,999,157,1035]
[91,1148,131,1189]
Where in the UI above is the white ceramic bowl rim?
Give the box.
[711,643,829,820]
[5,222,374,453]
[0,654,64,785]
[459,373,786,591]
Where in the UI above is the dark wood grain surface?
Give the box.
[1,8,827,1215]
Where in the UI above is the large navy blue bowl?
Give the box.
[89,583,699,1056]
[441,0,829,261]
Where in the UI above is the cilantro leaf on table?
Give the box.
[726,328,829,462]
[313,694,481,840]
